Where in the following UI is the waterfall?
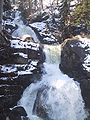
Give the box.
[18,44,87,120]
[43,44,61,64]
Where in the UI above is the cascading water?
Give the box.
[18,44,87,120]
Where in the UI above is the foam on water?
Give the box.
[18,44,87,120]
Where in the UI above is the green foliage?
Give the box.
[72,0,90,28]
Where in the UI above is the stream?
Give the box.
[9,9,87,120]
[18,44,87,120]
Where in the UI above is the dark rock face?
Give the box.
[0,33,45,118]
[33,86,51,120]
[0,106,30,120]
[3,0,12,12]
[59,36,90,108]
[8,106,28,120]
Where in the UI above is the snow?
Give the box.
[77,35,90,72]
[0,65,17,73]
[43,37,56,42]
[31,61,38,66]
[70,0,78,6]
[30,22,46,31]
[18,70,32,75]
[54,9,59,15]
[43,0,54,7]
[17,63,37,75]
[14,52,28,58]
[4,20,16,27]
[0,60,38,76]
[11,40,40,51]
[21,34,33,41]
[70,35,90,72]
[83,55,90,72]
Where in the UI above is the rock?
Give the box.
[29,12,49,23]
[0,112,6,120]
[3,0,12,12]
[5,24,18,33]
[10,39,45,63]
[33,85,51,120]
[60,36,90,79]
[59,35,90,108]
[0,108,11,120]
[0,32,10,46]
[0,34,45,112]
[8,106,29,120]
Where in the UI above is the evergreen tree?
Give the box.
[71,0,90,28]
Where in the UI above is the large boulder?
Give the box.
[59,35,90,108]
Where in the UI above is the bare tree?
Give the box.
[0,0,3,32]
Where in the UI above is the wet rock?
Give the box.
[9,106,26,119]
[33,86,51,120]
[59,36,90,108]
[2,106,29,120]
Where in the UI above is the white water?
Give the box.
[18,44,87,120]
[11,10,38,43]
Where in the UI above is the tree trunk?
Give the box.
[40,0,43,10]
[12,0,15,4]
[0,0,3,32]
[28,0,32,15]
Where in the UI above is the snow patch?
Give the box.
[11,40,40,51]
[30,22,46,31]
[77,35,90,72]
[0,65,17,73]
[14,52,28,58]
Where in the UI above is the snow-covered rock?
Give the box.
[60,35,90,108]
[0,38,45,113]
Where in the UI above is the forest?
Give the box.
[0,0,90,120]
